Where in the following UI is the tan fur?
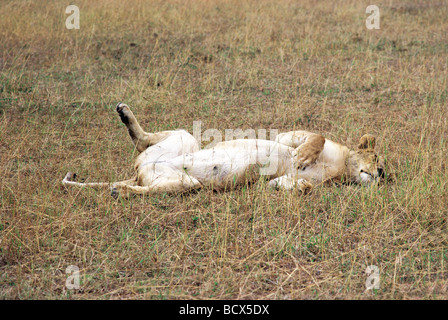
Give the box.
[357,134,376,150]
[62,104,385,197]
[296,134,326,169]
[271,131,385,188]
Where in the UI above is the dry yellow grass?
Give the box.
[1,0,448,299]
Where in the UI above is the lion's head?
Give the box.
[346,134,385,185]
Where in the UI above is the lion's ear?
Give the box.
[358,134,376,150]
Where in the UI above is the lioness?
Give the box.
[62,103,385,197]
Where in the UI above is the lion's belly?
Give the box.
[169,140,294,188]
[298,140,348,184]
[171,149,247,186]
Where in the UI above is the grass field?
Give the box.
[1,0,448,299]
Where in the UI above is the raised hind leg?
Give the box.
[116,102,199,154]
[116,102,152,152]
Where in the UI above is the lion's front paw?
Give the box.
[296,146,320,170]
[268,179,280,190]
[297,178,313,195]
[295,135,325,170]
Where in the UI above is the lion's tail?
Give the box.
[62,172,111,189]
